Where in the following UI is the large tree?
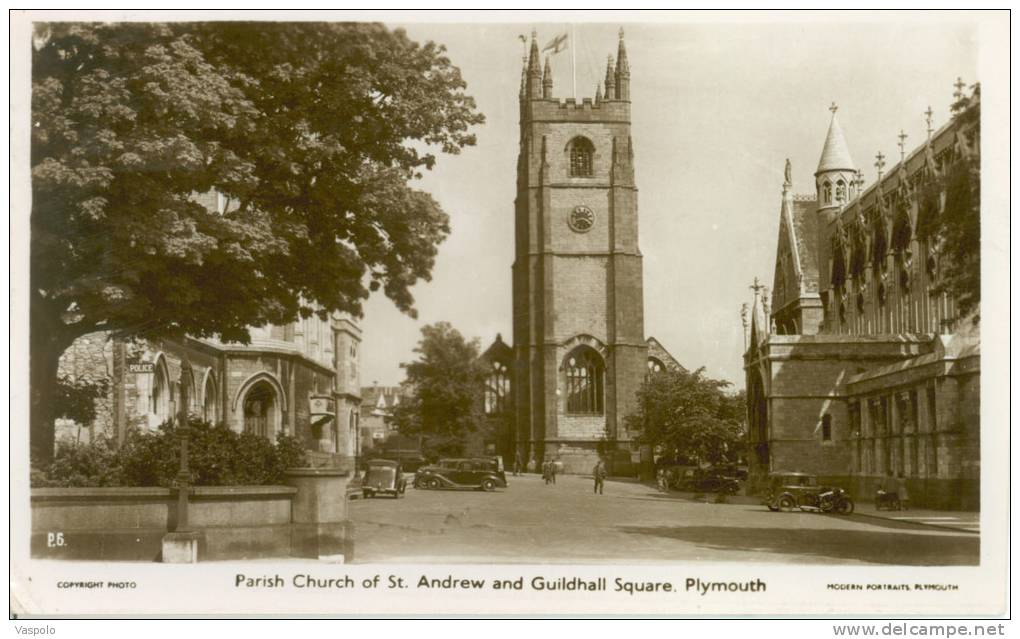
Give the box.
[30,22,484,461]
[625,368,746,466]
[390,322,488,459]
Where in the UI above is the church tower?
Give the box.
[512,30,646,474]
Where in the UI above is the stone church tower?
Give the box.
[512,30,646,474]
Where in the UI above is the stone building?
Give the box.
[508,30,682,475]
[54,190,364,468]
[359,384,405,454]
[744,86,980,509]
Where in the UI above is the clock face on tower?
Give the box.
[568,205,595,233]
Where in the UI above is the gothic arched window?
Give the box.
[567,137,595,178]
[484,360,510,415]
[646,357,666,375]
[203,373,219,423]
[151,357,171,424]
[836,179,847,203]
[564,347,604,414]
[823,180,833,204]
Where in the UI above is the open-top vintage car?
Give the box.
[414,458,507,492]
[361,459,407,499]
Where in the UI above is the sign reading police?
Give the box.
[127,361,154,374]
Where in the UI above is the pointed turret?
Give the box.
[615,28,630,101]
[595,82,603,103]
[604,55,615,101]
[527,29,542,98]
[542,55,553,99]
[815,103,857,212]
[816,108,855,175]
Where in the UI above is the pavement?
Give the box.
[347,472,979,565]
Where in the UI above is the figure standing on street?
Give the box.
[542,459,551,484]
[549,458,558,484]
[513,451,522,476]
[896,472,910,510]
[593,459,607,495]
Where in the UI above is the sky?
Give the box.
[357,17,978,389]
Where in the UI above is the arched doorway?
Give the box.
[243,381,278,439]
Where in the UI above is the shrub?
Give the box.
[32,417,309,487]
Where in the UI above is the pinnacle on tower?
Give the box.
[615,28,631,101]
[816,103,856,175]
[595,82,603,103]
[604,55,616,100]
[526,29,542,98]
[542,55,553,99]
[519,55,527,100]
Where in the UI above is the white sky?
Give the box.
[358,19,978,388]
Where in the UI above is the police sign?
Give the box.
[127,361,154,374]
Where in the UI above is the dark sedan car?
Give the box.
[414,458,507,492]
[676,467,741,494]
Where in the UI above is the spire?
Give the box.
[615,28,630,100]
[542,55,553,99]
[604,55,615,100]
[595,82,602,103]
[816,103,856,175]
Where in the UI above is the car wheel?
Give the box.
[362,490,370,499]
[837,498,855,514]
[480,478,497,492]
[778,496,796,512]
[766,503,780,512]
[425,477,441,490]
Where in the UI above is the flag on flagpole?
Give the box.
[542,32,568,54]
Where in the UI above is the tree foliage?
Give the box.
[54,376,110,426]
[391,322,488,459]
[625,368,746,466]
[30,22,484,459]
[932,85,981,322]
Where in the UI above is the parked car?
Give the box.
[361,459,407,499]
[414,458,507,492]
[365,450,428,473]
[710,462,749,481]
[676,467,740,494]
[763,471,821,511]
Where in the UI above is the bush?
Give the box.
[32,417,309,487]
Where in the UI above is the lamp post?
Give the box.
[161,373,200,562]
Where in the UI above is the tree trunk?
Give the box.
[30,304,77,465]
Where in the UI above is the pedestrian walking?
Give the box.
[513,451,522,476]
[896,472,910,510]
[542,459,551,484]
[593,459,607,495]
[549,458,558,484]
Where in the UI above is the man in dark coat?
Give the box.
[593,459,607,495]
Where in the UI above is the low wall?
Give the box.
[31,485,307,561]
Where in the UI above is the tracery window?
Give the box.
[565,347,604,414]
[646,357,666,376]
[484,361,510,415]
[823,180,832,204]
[203,374,219,423]
[836,179,847,203]
[568,137,595,177]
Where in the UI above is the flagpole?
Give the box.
[571,23,576,99]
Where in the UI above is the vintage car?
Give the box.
[361,459,407,499]
[364,450,428,473]
[763,471,821,511]
[414,458,508,492]
[675,467,741,494]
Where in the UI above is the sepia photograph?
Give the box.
[9,9,1009,619]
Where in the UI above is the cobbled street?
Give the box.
[349,473,978,565]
